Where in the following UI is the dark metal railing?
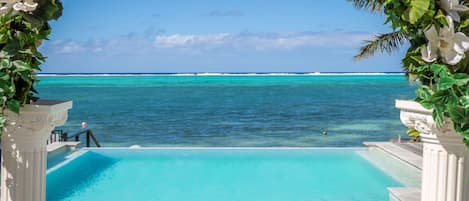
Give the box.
[47,130,68,145]
[67,129,101,147]
[48,129,101,148]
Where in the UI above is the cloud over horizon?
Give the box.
[44,31,375,56]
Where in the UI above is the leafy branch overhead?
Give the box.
[0,0,62,128]
[350,0,469,149]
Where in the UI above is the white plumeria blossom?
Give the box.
[421,16,469,65]
[0,0,37,13]
[13,1,37,12]
[440,0,469,22]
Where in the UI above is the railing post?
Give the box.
[62,132,68,141]
[89,130,101,147]
[86,130,91,147]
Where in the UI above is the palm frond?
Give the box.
[347,0,386,13]
[354,31,408,61]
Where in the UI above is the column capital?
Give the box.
[2,100,72,151]
[395,100,466,154]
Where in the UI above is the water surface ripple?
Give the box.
[37,75,415,147]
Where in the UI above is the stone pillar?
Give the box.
[1,100,72,201]
[396,100,469,201]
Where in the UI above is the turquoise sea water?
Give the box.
[37,75,415,147]
[46,149,403,201]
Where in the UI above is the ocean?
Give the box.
[37,73,416,147]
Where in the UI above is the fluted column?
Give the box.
[1,100,72,201]
[396,100,469,201]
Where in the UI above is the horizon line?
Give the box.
[36,72,405,77]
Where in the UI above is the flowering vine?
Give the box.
[0,0,62,131]
[350,0,469,149]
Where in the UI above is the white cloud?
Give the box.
[154,33,232,48]
[153,32,373,50]
[43,31,375,55]
[48,40,84,54]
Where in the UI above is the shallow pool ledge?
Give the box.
[389,188,420,201]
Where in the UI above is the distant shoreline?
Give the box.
[37,72,405,77]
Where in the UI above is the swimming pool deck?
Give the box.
[47,141,80,153]
[364,142,422,201]
[364,142,422,170]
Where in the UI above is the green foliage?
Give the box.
[350,0,469,149]
[407,127,420,142]
[407,127,420,137]
[402,0,430,24]
[347,0,386,13]
[0,1,62,132]
[415,64,469,147]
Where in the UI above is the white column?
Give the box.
[1,100,72,201]
[396,100,469,201]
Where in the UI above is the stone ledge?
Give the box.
[47,141,80,153]
[389,187,420,201]
[364,142,422,170]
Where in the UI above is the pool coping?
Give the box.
[46,147,368,174]
[81,147,368,150]
[363,142,422,201]
[363,142,422,170]
[47,141,80,153]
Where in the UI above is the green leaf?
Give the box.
[459,18,469,30]
[0,33,8,44]
[416,86,434,108]
[461,129,469,139]
[417,86,432,100]
[439,77,457,90]
[407,127,420,137]
[0,59,11,69]
[448,104,466,123]
[22,14,44,29]
[430,64,447,76]
[402,0,430,24]
[18,49,33,55]
[453,73,469,86]
[12,60,32,72]
[0,115,6,127]
[461,96,469,108]
[433,106,445,126]
[0,72,9,81]
[7,100,20,114]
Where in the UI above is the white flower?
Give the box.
[421,16,469,65]
[440,0,469,22]
[0,0,37,13]
[12,1,36,12]
[12,2,27,11]
[23,1,37,8]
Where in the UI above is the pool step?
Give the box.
[389,188,420,201]
[363,142,422,170]
[364,142,423,201]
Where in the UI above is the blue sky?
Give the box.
[40,0,406,73]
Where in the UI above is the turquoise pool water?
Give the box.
[47,147,75,169]
[47,148,403,201]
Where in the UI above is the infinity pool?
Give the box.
[46,148,407,201]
